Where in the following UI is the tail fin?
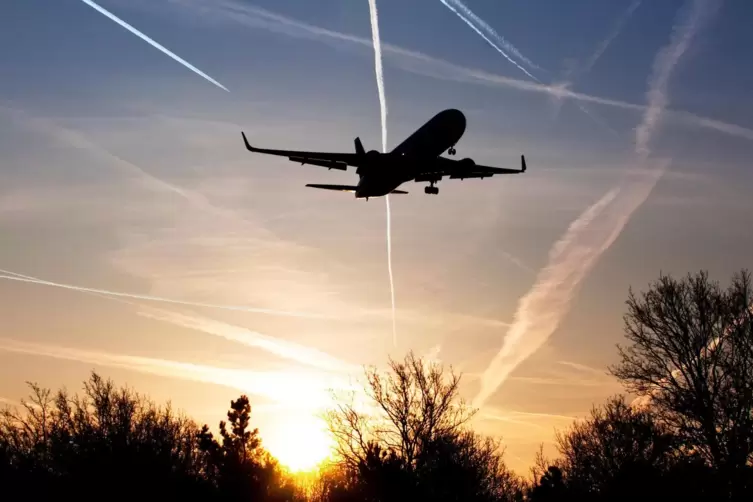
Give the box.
[355,137,365,156]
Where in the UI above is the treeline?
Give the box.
[1,269,752,501]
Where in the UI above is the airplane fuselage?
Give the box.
[354,108,466,198]
[241,106,525,198]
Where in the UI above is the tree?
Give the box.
[198,394,298,501]
[0,372,213,500]
[325,350,523,502]
[553,395,677,500]
[610,269,753,496]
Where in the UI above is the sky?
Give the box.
[1,0,753,474]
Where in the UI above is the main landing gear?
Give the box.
[425,181,439,195]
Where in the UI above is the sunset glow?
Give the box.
[262,414,335,473]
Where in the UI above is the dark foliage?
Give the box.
[0,373,296,501]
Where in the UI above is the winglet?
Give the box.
[241,131,255,151]
[521,154,527,172]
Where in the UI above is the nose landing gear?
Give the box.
[448,147,456,155]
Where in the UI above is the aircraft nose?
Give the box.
[442,108,466,135]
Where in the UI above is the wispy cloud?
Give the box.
[77,0,228,91]
[138,307,358,372]
[0,338,353,409]
[473,0,719,409]
[557,360,608,376]
[0,397,18,407]
[151,0,753,144]
[438,0,541,80]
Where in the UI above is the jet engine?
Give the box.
[356,150,382,176]
[456,158,476,170]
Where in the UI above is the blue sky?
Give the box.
[1,0,752,472]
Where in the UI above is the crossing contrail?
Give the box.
[366,0,397,347]
[77,0,229,91]
[439,0,540,81]
[438,0,618,138]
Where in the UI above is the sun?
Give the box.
[261,414,334,473]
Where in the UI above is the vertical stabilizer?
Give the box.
[354,137,365,156]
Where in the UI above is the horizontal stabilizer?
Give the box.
[305,184,358,192]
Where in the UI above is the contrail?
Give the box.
[437,0,618,138]
[581,0,643,77]
[77,0,229,91]
[386,196,397,347]
[161,0,753,144]
[636,0,720,158]
[474,0,719,408]
[439,0,540,81]
[366,0,397,347]
[557,0,643,84]
[473,168,664,408]
[549,1,641,124]
[0,269,335,320]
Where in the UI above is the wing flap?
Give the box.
[289,156,347,170]
[305,184,358,192]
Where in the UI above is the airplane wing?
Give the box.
[241,132,361,171]
[416,155,527,182]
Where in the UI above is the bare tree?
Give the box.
[325,350,523,502]
[610,270,753,493]
[326,351,474,468]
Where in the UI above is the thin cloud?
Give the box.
[0,338,354,409]
[77,0,228,91]
[138,307,358,372]
[509,376,618,388]
[557,360,608,376]
[0,397,18,407]
[154,0,753,143]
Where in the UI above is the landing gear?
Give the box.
[448,147,457,155]
[425,181,439,195]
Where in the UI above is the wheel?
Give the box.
[425,186,439,195]
[448,147,456,155]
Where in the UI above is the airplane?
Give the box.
[240,108,526,199]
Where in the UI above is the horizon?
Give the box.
[1,0,752,475]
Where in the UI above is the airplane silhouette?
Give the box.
[241,108,526,199]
